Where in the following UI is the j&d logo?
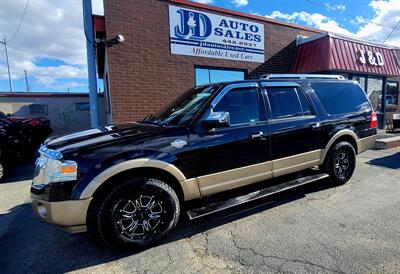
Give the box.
[174,10,212,41]
[173,8,262,42]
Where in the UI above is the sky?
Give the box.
[0,0,399,93]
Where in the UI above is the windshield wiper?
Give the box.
[142,114,165,127]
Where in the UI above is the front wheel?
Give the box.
[324,141,356,185]
[88,177,180,250]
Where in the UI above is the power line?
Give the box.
[383,20,400,43]
[8,0,30,42]
[304,0,393,30]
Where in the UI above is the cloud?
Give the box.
[267,11,354,36]
[232,0,249,7]
[325,3,346,11]
[267,0,400,46]
[355,0,400,46]
[0,0,105,91]
[190,0,214,4]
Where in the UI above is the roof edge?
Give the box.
[169,0,322,34]
[297,32,399,50]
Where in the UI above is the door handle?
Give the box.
[311,122,321,129]
[250,131,264,139]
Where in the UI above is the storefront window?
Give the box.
[367,77,383,112]
[195,67,245,86]
[352,76,366,91]
[386,82,399,111]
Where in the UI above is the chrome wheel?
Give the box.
[113,194,168,241]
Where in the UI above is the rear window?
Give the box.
[311,82,371,115]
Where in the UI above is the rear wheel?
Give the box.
[324,141,356,185]
[88,177,180,250]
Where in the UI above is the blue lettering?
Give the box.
[214,28,224,36]
[249,25,258,33]
[244,33,253,41]
[174,9,212,40]
[219,19,229,28]
[225,30,234,38]
[254,35,261,42]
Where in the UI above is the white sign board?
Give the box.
[169,5,265,63]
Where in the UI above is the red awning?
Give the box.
[294,33,400,77]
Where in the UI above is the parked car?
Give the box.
[31,75,377,250]
[0,111,52,179]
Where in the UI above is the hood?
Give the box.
[46,122,165,155]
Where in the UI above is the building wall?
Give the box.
[0,94,106,134]
[104,0,320,123]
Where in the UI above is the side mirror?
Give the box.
[202,111,230,128]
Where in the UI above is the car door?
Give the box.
[261,82,324,177]
[188,82,271,196]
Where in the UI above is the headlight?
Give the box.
[45,159,78,183]
[33,146,78,185]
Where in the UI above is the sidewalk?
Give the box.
[375,129,400,149]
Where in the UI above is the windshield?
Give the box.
[143,85,220,126]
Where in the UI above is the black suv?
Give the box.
[31,75,377,250]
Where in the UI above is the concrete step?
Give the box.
[375,136,400,149]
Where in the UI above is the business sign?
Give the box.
[356,50,384,67]
[168,5,265,63]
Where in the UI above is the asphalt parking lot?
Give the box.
[0,148,399,274]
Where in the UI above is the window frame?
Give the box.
[213,87,263,127]
[197,82,268,129]
[262,86,316,121]
[386,81,399,107]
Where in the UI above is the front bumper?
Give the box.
[31,196,92,233]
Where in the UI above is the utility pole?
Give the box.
[0,38,13,92]
[82,0,99,128]
[24,69,30,92]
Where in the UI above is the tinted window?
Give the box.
[312,82,371,115]
[214,88,260,125]
[297,90,313,115]
[266,87,303,119]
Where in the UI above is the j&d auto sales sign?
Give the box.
[169,5,265,63]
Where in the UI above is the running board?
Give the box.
[187,173,330,220]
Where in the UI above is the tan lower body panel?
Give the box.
[31,198,91,229]
[272,150,322,177]
[198,161,272,196]
[196,150,322,197]
[357,135,376,154]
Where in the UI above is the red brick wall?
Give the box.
[104,0,319,123]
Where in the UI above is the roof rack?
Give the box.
[260,74,345,80]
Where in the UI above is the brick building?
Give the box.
[93,0,400,128]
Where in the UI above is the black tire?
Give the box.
[87,177,180,251]
[324,141,356,185]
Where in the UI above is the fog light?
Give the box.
[37,204,47,219]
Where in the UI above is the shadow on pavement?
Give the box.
[367,152,400,169]
[0,178,333,273]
